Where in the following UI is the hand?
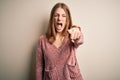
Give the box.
[68,26,81,43]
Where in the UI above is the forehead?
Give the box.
[54,7,66,14]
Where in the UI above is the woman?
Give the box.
[36,2,84,80]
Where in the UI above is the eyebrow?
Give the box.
[54,13,66,15]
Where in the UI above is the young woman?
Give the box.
[36,2,84,80]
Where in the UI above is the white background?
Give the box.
[0,0,120,80]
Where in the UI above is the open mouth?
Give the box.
[57,23,62,26]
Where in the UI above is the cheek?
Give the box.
[54,18,57,24]
[63,19,67,25]
[54,18,57,21]
[63,18,66,22]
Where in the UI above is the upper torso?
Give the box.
[38,35,83,80]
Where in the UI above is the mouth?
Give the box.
[57,23,62,26]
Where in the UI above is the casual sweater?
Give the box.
[36,32,83,80]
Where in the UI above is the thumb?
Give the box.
[68,29,72,34]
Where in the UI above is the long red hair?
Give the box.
[46,3,73,43]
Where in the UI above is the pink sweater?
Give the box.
[36,33,84,80]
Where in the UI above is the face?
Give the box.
[54,7,67,33]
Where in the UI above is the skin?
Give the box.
[53,8,81,48]
[54,7,66,33]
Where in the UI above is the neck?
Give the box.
[56,33,64,40]
[56,32,62,37]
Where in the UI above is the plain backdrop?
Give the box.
[0,0,120,80]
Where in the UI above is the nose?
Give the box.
[58,15,62,21]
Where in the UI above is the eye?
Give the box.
[54,14,58,17]
[62,14,66,17]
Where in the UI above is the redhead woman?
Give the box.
[36,2,84,80]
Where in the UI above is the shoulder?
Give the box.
[38,35,47,43]
[39,35,46,40]
[36,35,48,48]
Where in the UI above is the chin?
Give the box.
[56,29,63,33]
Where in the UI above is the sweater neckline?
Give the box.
[52,37,67,50]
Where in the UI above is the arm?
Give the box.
[36,37,44,80]
[73,31,84,48]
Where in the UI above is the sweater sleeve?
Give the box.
[73,31,84,48]
[36,37,44,80]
